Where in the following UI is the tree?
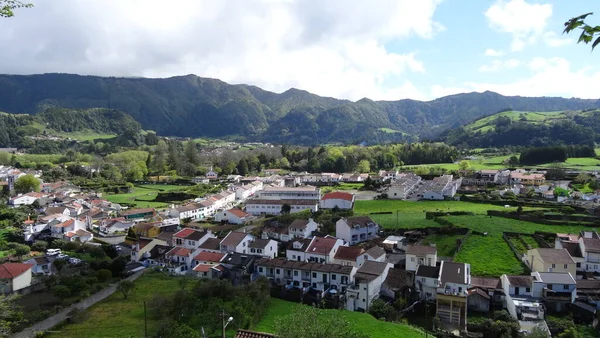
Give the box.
[54,258,67,274]
[564,12,600,50]
[117,280,136,299]
[31,240,48,252]
[13,244,30,260]
[90,246,107,260]
[275,305,368,338]
[357,159,371,173]
[0,294,23,336]
[458,160,471,171]
[184,140,199,166]
[527,327,550,338]
[14,174,40,194]
[0,0,32,18]
[506,155,519,167]
[96,269,112,282]
[53,285,72,301]
[281,203,291,214]
[236,158,249,176]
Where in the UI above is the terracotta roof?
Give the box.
[235,329,277,338]
[0,263,33,279]
[506,275,533,287]
[136,239,152,250]
[532,248,575,264]
[306,236,338,255]
[468,287,490,300]
[406,245,437,256]
[174,228,196,238]
[194,251,226,262]
[221,232,249,247]
[55,219,75,228]
[365,246,386,259]
[199,238,222,250]
[583,238,600,253]
[334,246,364,261]
[193,264,214,273]
[288,219,309,230]
[471,276,501,290]
[322,191,354,202]
[227,208,250,218]
[166,247,192,257]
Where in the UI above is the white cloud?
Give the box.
[432,57,600,99]
[542,31,572,47]
[484,48,505,57]
[485,0,552,51]
[478,59,521,72]
[0,0,443,101]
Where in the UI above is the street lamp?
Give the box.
[222,310,233,338]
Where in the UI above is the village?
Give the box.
[1,164,600,337]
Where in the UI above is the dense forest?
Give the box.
[0,74,598,144]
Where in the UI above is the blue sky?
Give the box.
[0,0,598,101]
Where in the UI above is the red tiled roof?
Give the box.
[0,263,33,279]
[167,247,192,257]
[334,246,364,261]
[227,208,249,218]
[55,219,75,228]
[194,251,226,262]
[193,264,214,272]
[322,191,354,202]
[306,236,338,255]
[174,228,196,239]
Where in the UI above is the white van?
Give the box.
[46,249,61,256]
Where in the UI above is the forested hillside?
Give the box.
[441,109,600,148]
[0,74,597,145]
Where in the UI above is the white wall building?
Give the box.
[346,261,393,312]
[246,199,318,216]
[335,216,379,245]
[320,191,355,210]
[406,245,438,272]
[257,186,320,201]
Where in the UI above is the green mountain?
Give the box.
[440,109,600,148]
[0,73,598,145]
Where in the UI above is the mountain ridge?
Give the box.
[0,73,598,145]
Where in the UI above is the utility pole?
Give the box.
[144,301,148,338]
[396,210,399,228]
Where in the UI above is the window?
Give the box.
[332,274,337,280]
[526,287,530,293]
[294,271,298,276]
[258,267,263,272]
[276,269,280,274]
[292,255,296,259]
[547,284,553,290]
[577,262,581,268]
[428,258,432,266]
[362,299,366,302]
[551,264,556,268]
[411,257,415,262]
[458,287,462,293]
[563,285,569,290]
[269,268,273,274]
[312,272,316,278]
[564,264,568,269]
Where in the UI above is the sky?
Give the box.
[0,0,598,101]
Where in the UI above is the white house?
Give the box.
[249,239,278,259]
[235,181,263,200]
[436,261,471,328]
[245,199,319,216]
[334,246,366,267]
[416,264,440,300]
[531,271,576,312]
[99,218,135,234]
[346,261,393,312]
[501,274,544,321]
[578,231,600,273]
[25,256,52,275]
[171,203,204,221]
[51,218,87,240]
[335,216,379,245]
[406,245,438,272]
[387,173,422,200]
[288,218,319,239]
[173,228,216,250]
[257,186,321,201]
[219,231,255,254]
[9,192,46,207]
[320,191,355,210]
[0,263,33,293]
[286,236,344,264]
[214,208,251,225]
[423,175,462,200]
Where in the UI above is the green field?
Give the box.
[56,131,117,141]
[445,215,587,276]
[135,184,189,192]
[46,272,181,338]
[254,298,427,338]
[104,187,169,208]
[421,234,462,257]
[354,200,531,229]
[465,110,589,134]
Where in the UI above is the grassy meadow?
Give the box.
[104,186,170,208]
[254,298,427,338]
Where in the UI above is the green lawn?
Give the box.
[421,234,462,257]
[445,215,588,276]
[46,272,181,338]
[135,184,189,192]
[104,187,168,208]
[254,299,427,338]
[56,131,117,141]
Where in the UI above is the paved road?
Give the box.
[12,271,144,338]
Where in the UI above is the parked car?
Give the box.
[68,257,82,264]
[57,253,69,260]
[46,249,61,256]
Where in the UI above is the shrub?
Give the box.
[96,269,112,282]
[31,240,48,252]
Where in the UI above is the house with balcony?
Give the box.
[248,239,278,259]
[527,248,576,275]
[336,216,379,245]
[531,271,576,313]
[415,264,441,300]
[501,274,545,321]
[304,236,345,264]
[345,260,393,312]
[334,246,366,267]
[173,228,216,250]
[119,207,156,220]
[288,218,319,239]
[406,245,437,272]
[192,251,227,279]
[436,262,471,330]
[170,203,204,222]
[286,238,312,262]
[164,246,194,274]
[50,218,87,241]
[578,231,600,273]
[219,231,255,255]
